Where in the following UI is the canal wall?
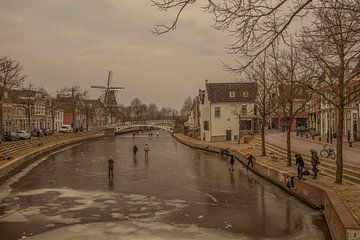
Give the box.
[0,133,104,185]
[173,133,360,240]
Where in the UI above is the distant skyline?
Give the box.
[0,0,236,109]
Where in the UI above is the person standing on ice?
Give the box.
[108,156,114,179]
[144,144,150,160]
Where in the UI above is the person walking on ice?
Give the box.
[245,152,256,171]
[108,156,114,179]
[144,144,150,159]
[133,145,138,158]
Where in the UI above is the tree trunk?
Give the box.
[261,118,266,156]
[0,101,3,134]
[286,127,292,166]
[72,105,76,128]
[335,106,344,184]
[238,116,241,144]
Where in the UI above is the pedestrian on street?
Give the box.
[245,152,255,171]
[108,156,114,179]
[144,144,150,159]
[295,153,305,179]
[133,145,138,158]
[229,155,235,171]
[310,149,320,179]
[156,132,159,138]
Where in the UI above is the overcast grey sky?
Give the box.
[0,0,236,109]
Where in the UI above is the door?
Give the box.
[226,130,232,141]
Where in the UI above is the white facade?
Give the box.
[199,82,258,142]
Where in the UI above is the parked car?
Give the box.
[59,125,72,133]
[3,132,20,141]
[16,130,31,140]
[31,129,45,137]
[42,129,54,136]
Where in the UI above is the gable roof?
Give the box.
[206,82,257,103]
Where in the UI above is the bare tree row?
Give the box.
[152,0,360,183]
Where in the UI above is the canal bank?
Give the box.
[0,132,104,185]
[173,133,360,240]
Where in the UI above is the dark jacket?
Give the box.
[295,155,305,167]
[311,152,320,166]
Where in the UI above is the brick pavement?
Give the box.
[261,131,360,166]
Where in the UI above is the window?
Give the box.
[240,120,252,130]
[203,121,209,130]
[229,91,235,98]
[241,105,247,115]
[215,107,221,118]
[242,91,249,98]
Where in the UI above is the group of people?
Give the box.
[295,149,320,180]
[222,146,321,189]
[108,143,151,179]
[287,149,320,189]
[148,132,159,139]
[222,148,256,172]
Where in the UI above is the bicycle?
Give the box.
[320,144,336,159]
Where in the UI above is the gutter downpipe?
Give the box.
[209,101,212,142]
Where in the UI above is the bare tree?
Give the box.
[151,0,318,67]
[47,98,57,131]
[152,1,360,68]
[298,0,360,183]
[231,99,257,144]
[231,104,245,144]
[130,98,143,120]
[246,54,276,156]
[148,103,159,119]
[269,46,313,166]
[57,86,87,128]
[0,56,26,133]
[180,96,192,120]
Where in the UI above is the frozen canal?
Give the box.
[0,131,330,239]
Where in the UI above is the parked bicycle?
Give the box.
[320,144,336,159]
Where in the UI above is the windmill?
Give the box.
[91,71,125,126]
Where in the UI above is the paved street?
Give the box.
[0,131,330,239]
[262,131,360,166]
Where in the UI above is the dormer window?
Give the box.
[243,91,249,98]
[229,91,235,98]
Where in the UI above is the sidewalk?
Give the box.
[262,131,360,166]
[0,131,103,182]
[174,133,360,240]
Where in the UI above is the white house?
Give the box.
[199,81,258,142]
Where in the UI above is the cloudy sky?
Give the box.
[0,0,236,109]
